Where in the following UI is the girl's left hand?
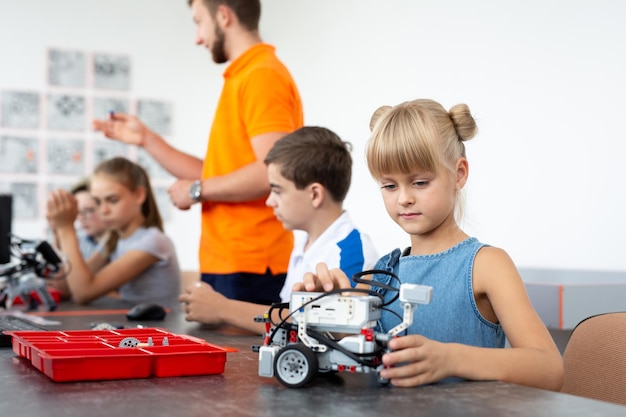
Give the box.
[46,189,78,230]
[379,334,452,387]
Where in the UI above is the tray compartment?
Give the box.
[34,348,152,381]
[141,344,229,377]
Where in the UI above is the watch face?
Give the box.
[189,181,201,202]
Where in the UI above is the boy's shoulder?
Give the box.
[318,211,356,241]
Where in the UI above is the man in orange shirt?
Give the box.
[93,0,303,304]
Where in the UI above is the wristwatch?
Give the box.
[189,180,202,203]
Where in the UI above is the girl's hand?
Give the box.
[46,189,78,231]
[293,262,352,293]
[379,334,453,387]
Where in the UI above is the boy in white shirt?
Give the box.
[179,126,378,334]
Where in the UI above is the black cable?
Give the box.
[265,269,405,345]
[352,269,402,307]
[266,288,377,344]
[352,269,400,291]
[306,328,385,369]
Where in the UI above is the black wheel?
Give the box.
[274,343,318,388]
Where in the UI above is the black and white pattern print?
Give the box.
[137,99,172,136]
[48,48,87,88]
[93,53,131,90]
[0,135,38,174]
[47,137,85,176]
[93,96,130,120]
[10,182,38,219]
[47,94,86,131]
[1,91,40,129]
[93,139,129,167]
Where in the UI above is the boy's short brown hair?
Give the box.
[264,126,352,203]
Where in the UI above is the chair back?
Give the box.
[561,312,626,405]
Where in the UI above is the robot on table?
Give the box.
[255,278,433,388]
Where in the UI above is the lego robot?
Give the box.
[0,236,62,311]
[255,275,432,388]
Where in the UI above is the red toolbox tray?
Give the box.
[5,327,237,382]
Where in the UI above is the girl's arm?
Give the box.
[380,247,564,391]
[55,225,159,304]
[85,250,109,275]
[469,246,564,389]
[78,250,158,304]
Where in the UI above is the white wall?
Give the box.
[261,0,626,272]
[0,0,212,270]
[2,0,626,273]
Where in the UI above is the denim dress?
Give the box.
[371,237,505,348]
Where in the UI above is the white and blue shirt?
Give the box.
[280,211,379,302]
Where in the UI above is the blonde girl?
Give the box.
[296,99,563,391]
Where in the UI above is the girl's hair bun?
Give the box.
[369,105,392,131]
[448,103,477,142]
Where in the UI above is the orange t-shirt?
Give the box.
[199,43,304,274]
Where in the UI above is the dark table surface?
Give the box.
[1,299,625,417]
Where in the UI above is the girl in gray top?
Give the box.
[46,157,180,307]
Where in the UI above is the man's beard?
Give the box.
[211,25,227,64]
